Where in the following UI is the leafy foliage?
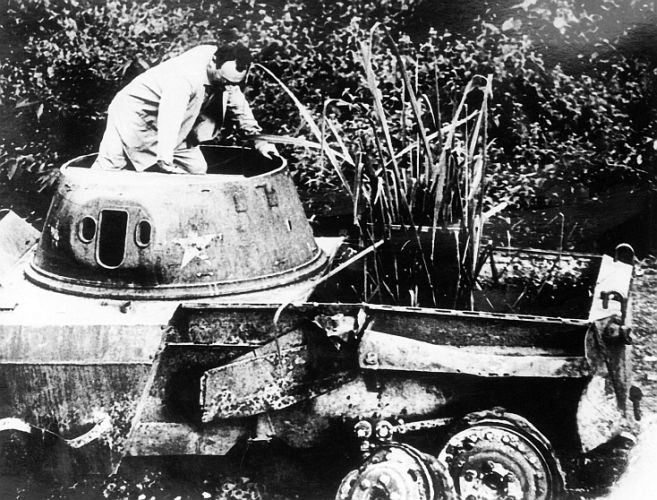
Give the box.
[0,0,656,215]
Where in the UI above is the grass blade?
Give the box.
[254,63,353,199]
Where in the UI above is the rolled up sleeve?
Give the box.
[224,85,262,137]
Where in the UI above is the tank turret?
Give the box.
[27,147,328,299]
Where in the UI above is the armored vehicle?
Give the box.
[0,146,638,499]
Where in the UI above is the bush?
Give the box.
[0,0,655,216]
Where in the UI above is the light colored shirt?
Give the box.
[109,45,262,171]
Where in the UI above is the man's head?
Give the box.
[209,43,252,85]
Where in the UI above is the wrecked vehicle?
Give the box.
[0,146,639,500]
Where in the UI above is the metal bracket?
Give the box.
[599,291,632,344]
[629,385,643,421]
[232,192,248,213]
[600,290,628,322]
[614,243,635,265]
[256,184,278,208]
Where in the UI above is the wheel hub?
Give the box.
[438,424,560,500]
[337,443,455,500]
[459,460,524,500]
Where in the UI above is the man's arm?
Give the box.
[225,85,279,158]
[156,78,194,167]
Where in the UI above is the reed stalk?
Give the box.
[256,32,502,310]
[358,24,439,306]
[355,27,497,309]
[254,63,354,199]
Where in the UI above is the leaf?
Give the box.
[501,18,518,32]
[7,159,19,181]
[482,201,509,221]
[15,99,39,109]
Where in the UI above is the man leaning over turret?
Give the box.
[92,40,278,174]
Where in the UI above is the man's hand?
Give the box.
[255,142,280,160]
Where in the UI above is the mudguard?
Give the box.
[201,326,355,421]
[578,254,634,452]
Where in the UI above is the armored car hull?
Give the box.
[0,147,639,500]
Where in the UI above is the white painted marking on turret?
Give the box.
[174,233,220,269]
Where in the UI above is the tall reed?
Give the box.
[353,26,500,308]
[255,28,503,309]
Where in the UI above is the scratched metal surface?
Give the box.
[27,148,328,299]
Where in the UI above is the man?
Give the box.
[93,43,278,174]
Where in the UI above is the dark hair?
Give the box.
[214,43,252,72]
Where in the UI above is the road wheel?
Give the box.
[336,442,456,500]
[437,412,564,500]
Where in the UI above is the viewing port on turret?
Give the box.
[26,146,330,300]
